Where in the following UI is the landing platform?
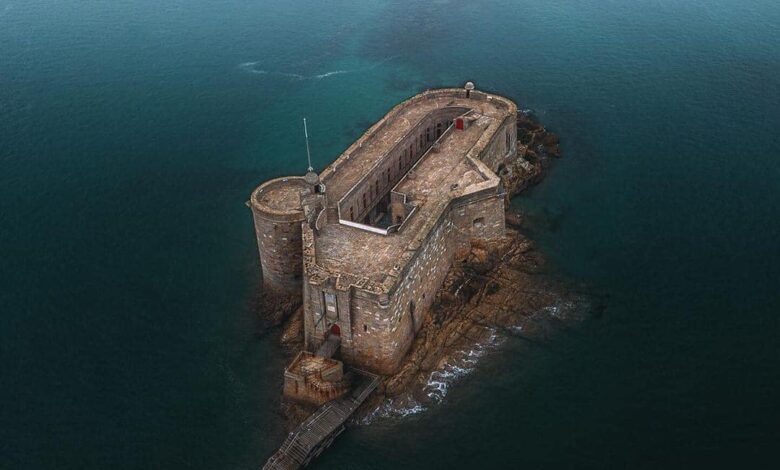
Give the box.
[264,369,380,469]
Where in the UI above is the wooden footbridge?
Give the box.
[263,369,380,469]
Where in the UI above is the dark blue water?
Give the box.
[1,1,778,468]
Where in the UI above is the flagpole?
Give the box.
[303,118,313,172]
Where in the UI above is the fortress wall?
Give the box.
[302,276,318,349]
[344,185,506,373]
[451,192,506,240]
[478,115,517,172]
[251,212,305,293]
[341,294,395,372]
[250,177,311,294]
[320,88,516,191]
[320,89,470,187]
[301,186,505,374]
[338,107,468,224]
[346,215,460,374]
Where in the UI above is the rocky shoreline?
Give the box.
[264,111,583,428]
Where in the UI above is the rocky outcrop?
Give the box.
[275,110,577,425]
[518,110,561,158]
[280,306,304,348]
[252,289,301,331]
[501,110,562,199]
[359,227,585,414]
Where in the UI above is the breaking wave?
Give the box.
[358,398,426,424]
[359,327,505,425]
[358,294,591,425]
[424,327,503,403]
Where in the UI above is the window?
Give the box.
[473,217,485,228]
[324,292,338,320]
[506,129,511,151]
[349,207,354,220]
[363,324,367,332]
[409,300,416,317]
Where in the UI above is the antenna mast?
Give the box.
[303,118,313,172]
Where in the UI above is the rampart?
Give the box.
[250,85,519,374]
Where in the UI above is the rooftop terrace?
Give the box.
[320,90,513,204]
[311,89,513,284]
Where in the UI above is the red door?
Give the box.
[455,118,464,130]
[330,324,341,336]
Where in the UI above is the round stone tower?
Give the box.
[249,176,312,294]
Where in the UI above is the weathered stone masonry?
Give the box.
[249,177,309,294]
[250,85,518,380]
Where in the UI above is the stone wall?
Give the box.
[451,193,506,240]
[251,211,305,293]
[345,213,460,374]
[282,351,350,406]
[250,177,309,294]
[478,116,517,173]
[338,107,469,225]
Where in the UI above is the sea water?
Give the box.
[1,0,778,468]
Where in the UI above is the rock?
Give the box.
[454,245,471,262]
[505,211,524,228]
[542,133,560,145]
[254,289,301,329]
[356,226,579,415]
[470,246,489,264]
[281,307,304,346]
[545,144,561,158]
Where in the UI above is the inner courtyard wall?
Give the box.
[338,107,469,225]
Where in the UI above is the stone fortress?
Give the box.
[250,84,520,405]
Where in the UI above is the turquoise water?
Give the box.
[1,0,778,468]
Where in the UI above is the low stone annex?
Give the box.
[249,84,519,403]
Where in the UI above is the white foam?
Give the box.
[238,56,398,81]
[542,300,577,319]
[358,397,427,425]
[313,70,349,79]
[421,327,504,403]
